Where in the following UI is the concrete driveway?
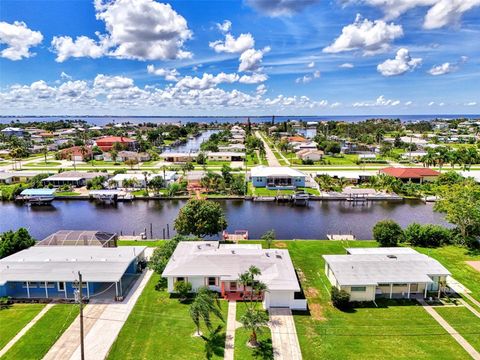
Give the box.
[269,308,302,360]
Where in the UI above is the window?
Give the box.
[351,286,367,292]
[207,277,216,286]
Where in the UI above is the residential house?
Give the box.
[379,167,440,183]
[42,171,108,187]
[0,244,146,300]
[162,242,307,310]
[297,149,324,162]
[95,136,137,151]
[250,166,306,189]
[323,247,450,301]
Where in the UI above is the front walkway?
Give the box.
[0,304,54,357]
[224,301,237,360]
[44,270,153,360]
[269,308,302,360]
[421,302,480,360]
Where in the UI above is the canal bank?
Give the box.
[0,199,448,241]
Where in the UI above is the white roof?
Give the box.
[251,166,306,178]
[162,242,300,291]
[0,246,146,284]
[323,248,450,286]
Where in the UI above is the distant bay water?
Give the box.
[0,114,479,126]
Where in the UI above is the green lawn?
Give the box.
[234,301,273,360]
[415,246,480,302]
[55,191,81,196]
[0,304,45,349]
[435,306,480,352]
[107,273,228,360]
[265,240,470,360]
[2,304,77,360]
[118,240,165,247]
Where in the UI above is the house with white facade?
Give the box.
[250,166,306,189]
[323,247,450,302]
[162,242,307,310]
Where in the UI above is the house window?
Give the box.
[351,286,366,292]
[22,281,37,288]
[207,277,217,286]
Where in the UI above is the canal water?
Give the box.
[0,199,448,240]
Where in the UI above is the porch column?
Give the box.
[26,282,30,298]
[86,282,90,299]
[424,284,428,298]
[389,283,393,299]
[45,282,49,298]
[407,283,411,299]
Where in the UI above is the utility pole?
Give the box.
[74,271,85,360]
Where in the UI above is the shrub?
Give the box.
[373,220,404,247]
[331,287,350,310]
[174,280,193,302]
[405,223,452,247]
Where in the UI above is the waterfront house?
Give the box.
[0,245,146,300]
[250,166,306,189]
[160,152,198,163]
[95,136,137,151]
[162,242,307,310]
[0,171,44,185]
[379,167,440,183]
[207,152,246,162]
[110,172,176,188]
[42,171,109,187]
[323,248,450,302]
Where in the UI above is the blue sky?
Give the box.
[0,0,479,116]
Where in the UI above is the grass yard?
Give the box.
[415,246,480,302]
[435,306,480,352]
[234,301,273,360]
[262,240,471,360]
[107,273,228,360]
[2,304,77,360]
[0,304,45,349]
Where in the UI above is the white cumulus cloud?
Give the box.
[323,14,403,55]
[0,21,43,60]
[428,62,457,76]
[52,0,192,62]
[377,48,422,76]
[238,46,270,72]
[209,33,255,53]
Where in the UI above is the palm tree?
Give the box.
[240,308,269,347]
[189,287,224,336]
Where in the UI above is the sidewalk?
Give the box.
[422,303,480,360]
[224,301,237,360]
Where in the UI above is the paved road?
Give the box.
[255,131,280,167]
[269,308,302,360]
[422,303,480,359]
[44,270,153,360]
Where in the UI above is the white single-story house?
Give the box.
[0,245,146,300]
[162,242,307,310]
[110,172,176,188]
[207,152,246,162]
[250,166,306,189]
[323,247,450,302]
